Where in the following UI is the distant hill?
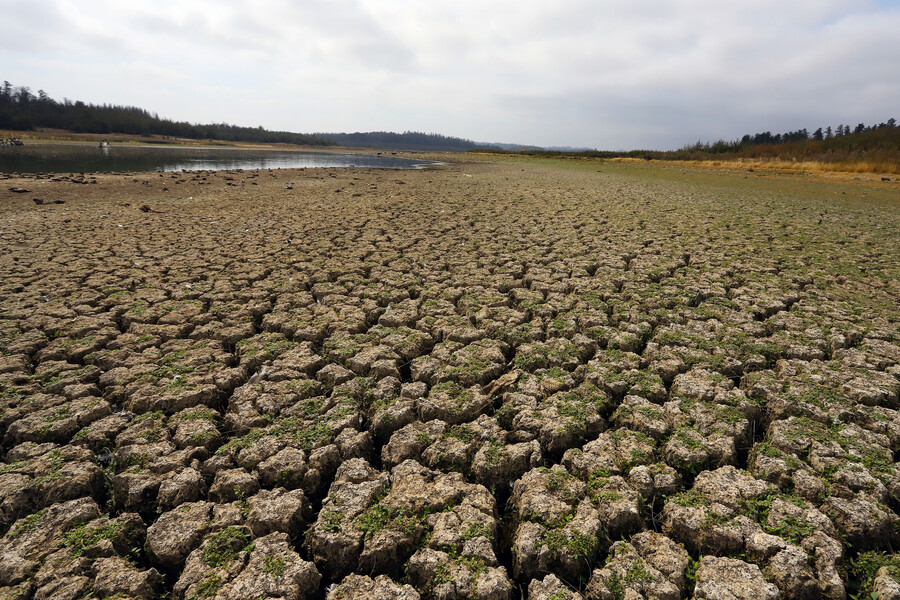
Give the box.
[477,142,545,152]
[544,145,596,152]
[319,131,485,152]
[320,132,554,153]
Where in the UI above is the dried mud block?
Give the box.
[326,573,420,600]
[528,574,583,600]
[0,497,101,585]
[245,487,310,538]
[692,556,779,600]
[0,443,104,525]
[307,458,501,589]
[585,532,689,600]
[509,466,604,582]
[419,382,492,425]
[173,530,320,600]
[146,501,214,569]
[92,556,162,600]
[505,384,611,456]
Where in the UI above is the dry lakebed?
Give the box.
[0,155,899,600]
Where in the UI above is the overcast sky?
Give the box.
[2,0,899,149]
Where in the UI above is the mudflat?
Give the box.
[1,156,899,599]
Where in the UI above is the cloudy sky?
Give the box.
[2,0,899,149]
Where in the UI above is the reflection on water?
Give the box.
[0,143,438,173]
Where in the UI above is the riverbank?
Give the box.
[1,157,899,599]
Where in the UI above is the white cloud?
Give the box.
[0,0,897,148]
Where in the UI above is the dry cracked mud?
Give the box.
[0,156,899,600]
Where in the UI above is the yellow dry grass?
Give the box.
[678,157,898,176]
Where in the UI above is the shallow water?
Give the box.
[0,143,438,173]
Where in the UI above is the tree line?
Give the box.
[0,81,332,146]
[317,131,480,152]
[0,80,487,151]
[680,119,897,154]
[474,118,900,173]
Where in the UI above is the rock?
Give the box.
[510,467,603,581]
[765,498,835,540]
[255,446,312,490]
[420,382,491,425]
[170,414,221,450]
[317,363,355,387]
[671,367,734,402]
[70,412,132,452]
[3,397,111,445]
[511,467,585,529]
[627,464,681,501]
[563,430,657,478]
[745,531,788,564]
[692,556,779,600]
[110,469,166,512]
[612,395,671,440]
[510,385,609,455]
[583,474,643,537]
[0,444,104,523]
[62,512,146,560]
[662,500,746,556]
[308,458,499,582]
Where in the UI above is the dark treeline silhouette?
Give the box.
[679,119,897,154]
[0,81,331,146]
[319,131,480,152]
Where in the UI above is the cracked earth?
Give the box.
[0,156,898,600]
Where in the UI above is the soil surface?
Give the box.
[1,156,899,600]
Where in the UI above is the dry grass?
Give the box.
[696,157,899,176]
[608,156,900,181]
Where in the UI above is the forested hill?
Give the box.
[1,81,489,151]
[319,131,481,152]
[0,81,331,146]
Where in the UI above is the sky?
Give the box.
[1,0,899,150]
